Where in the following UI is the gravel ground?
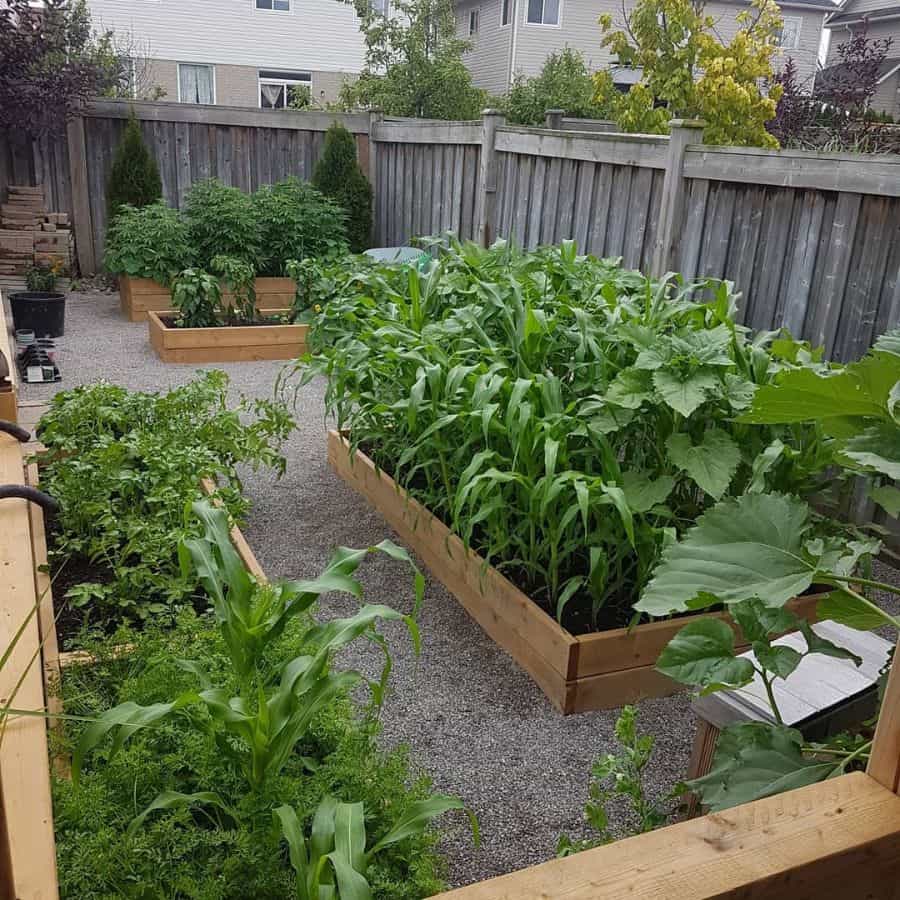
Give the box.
[11,289,900,890]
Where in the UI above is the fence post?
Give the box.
[545,109,564,129]
[475,109,505,247]
[367,109,383,246]
[65,115,96,276]
[650,118,705,278]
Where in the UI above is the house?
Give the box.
[822,0,900,116]
[85,0,368,107]
[455,0,832,97]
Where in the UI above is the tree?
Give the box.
[106,113,163,221]
[0,0,130,137]
[340,0,486,119]
[593,0,784,147]
[767,57,816,146]
[504,48,602,126]
[312,123,373,252]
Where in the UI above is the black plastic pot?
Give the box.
[9,291,66,338]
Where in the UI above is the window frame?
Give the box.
[469,7,480,34]
[370,0,390,16]
[255,0,291,12]
[524,0,561,28]
[258,70,313,109]
[775,15,802,50]
[500,0,510,26]
[176,62,216,104]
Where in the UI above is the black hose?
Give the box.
[0,485,59,514]
[0,421,31,443]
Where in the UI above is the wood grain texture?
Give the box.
[868,637,900,795]
[147,311,307,363]
[436,772,900,899]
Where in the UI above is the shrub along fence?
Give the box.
[2,100,899,362]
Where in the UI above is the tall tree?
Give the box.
[340,0,486,119]
[0,0,129,137]
[106,113,163,221]
[593,0,784,147]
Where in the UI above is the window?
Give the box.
[178,63,214,104]
[775,16,801,50]
[370,0,389,15]
[259,70,312,108]
[469,7,480,34]
[526,0,558,25]
[501,0,510,25]
[256,0,290,10]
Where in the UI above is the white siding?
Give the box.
[826,18,900,65]
[871,68,900,116]
[88,0,367,75]
[840,0,898,16]
[506,0,825,87]
[457,0,513,94]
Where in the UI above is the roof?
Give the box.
[818,55,900,88]
[825,2,900,25]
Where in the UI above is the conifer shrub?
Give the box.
[312,122,373,253]
[106,113,162,221]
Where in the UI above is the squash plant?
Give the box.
[301,239,837,632]
[640,331,900,810]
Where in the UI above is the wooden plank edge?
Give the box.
[199,477,267,581]
[435,772,900,899]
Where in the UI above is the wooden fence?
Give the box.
[2,101,899,362]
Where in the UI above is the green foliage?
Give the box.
[171,268,223,328]
[275,794,469,899]
[292,238,833,632]
[106,112,162,221]
[54,612,448,899]
[340,0,486,119]
[103,202,194,285]
[312,123,373,253]
[504,49,602,126]
[25,262,60,292]
[557,706,682,855]
[252,177,348,275]
[37,373,293,626]
[185,179,264,270]
[594,0,784,146]
[210,254,257,324]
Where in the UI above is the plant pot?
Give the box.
[9,292,65,338]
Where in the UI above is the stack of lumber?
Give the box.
[0,186,74,276]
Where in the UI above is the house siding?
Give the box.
[87,0,366,88]
[838,0,898,16]
[456,0,514,94]
[509,0,824,85]
[871,68,900,115]
[826,18,900,65]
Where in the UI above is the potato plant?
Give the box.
[301,239,836,631]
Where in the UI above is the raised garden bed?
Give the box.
[327,431,823,714]
[120,276,295,322]
[147,309,308,363]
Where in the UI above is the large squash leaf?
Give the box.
[635,493,815,616]
[655,619,755,693]
[665,428,740,499]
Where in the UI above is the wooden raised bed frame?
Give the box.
[0,427,267,899]
[147,309,308,363]
[328,431,822,714]
[120,275,295,322]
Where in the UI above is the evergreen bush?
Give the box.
[312,123,373,253]
[106,113,162,221]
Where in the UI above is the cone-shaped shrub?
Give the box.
[106,113,162,221]
[312,122,373,253]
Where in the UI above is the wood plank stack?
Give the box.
[0,186,74,276]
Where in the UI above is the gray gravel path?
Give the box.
[11,289,899,890]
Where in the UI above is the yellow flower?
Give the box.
[313,304,322,313]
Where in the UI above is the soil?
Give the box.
[159,314,289,329]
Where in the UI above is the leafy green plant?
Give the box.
[171,267,223,328]
[312,123,372,253]
[295,238,836,633]
[557,706,682,856]
[38,373,293,626]
[275,794,470,899]
[106,111,162,221]
[103,201,194,285]
[185,178,263,270]
[54,613,449,899]
[25,262,60,292]
[211,254,257,324]
[252,177,348,276]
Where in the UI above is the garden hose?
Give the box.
[0,484,59,514]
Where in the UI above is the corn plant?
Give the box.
[73,498,424,812]
[275,794,473,899]
[298,238,835,631]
